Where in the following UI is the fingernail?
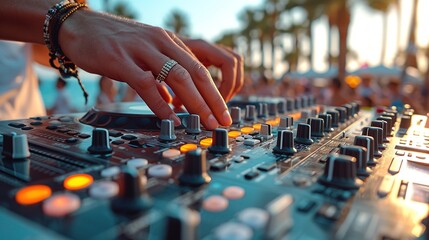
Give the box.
[206,114,219,130]
[222,110,232,126]
[169,114,181,127]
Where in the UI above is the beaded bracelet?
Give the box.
[44,1,89,104]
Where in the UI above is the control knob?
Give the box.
[340,145,371,178]
[294,123,313,145]
[88,128,112,154]
[159,119,177,141]
[185,114,201,134]
[318,154,362,190]
[245,105,256,121]
[230,107,242,124]
[208,128,231,154]
[2,132,30,159]
[307,117,325,138]
[273,130,297,155]
[354,135,377,166]
[178,148,211,187]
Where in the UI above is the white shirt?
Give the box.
[50,88,74,114]
[0,41,46,120]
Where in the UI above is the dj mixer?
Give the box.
[0,96,428,240]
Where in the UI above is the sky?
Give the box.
[38,0,429,79]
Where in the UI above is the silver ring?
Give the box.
[156,59,177,83]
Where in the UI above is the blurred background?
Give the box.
[37,0,429,114]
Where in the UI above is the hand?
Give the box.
[181,39,244,102]
[58,10,232,129]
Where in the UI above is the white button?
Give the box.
[43,193,80,217]
[215,222,252,240]
[223,186,245,200]
[101,166,120,178]
[203,195,228,212]
[89,181,119,199]
[238,208,269,229]
[243,135,253,139]
[148,164,172,178]
[127,158,148,168]
[162,149,181,159]
[236,137,245,142]
[244,139,260,146]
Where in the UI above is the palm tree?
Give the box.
[264,0,285,74]
[165,10,190,37]
[239,8,258,67]
[110,2,137,19]
[282,23,307,72]
[364,0,397,64]
[215,32,237,50]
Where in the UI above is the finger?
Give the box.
[125,65,180,125]
[166,31,196,58]
[156,82,173,104]
[158,36,232,126]
[134,47,220,129]
[220,46,244,100]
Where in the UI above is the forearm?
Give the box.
[0,0,58,44]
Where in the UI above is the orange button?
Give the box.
[43,193,80,217]
[200,138,213,148]
[64,174,94,191]
[180,143,198,153]
[16,185,52,205]
[266,117,280,126]
[253,124,262,131]
[228,131,241,138]
[240,127,254,134]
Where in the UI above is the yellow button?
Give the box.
[180,143,198,153]
[253,124,262,131]
[64,174,94,191]
[200,138,213,148]
[16,185,52,205]
[240,127,254,134]
[228,131,241,138]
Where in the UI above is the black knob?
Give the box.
[258,103,269,118]
[295,123,314,145]
[318,154,361,190]
[377,116,393,136]
[111,166,152,213]
[399,115,412,129]
[159,119,177,141]
[208,128,231,154]
[294,97,301,110]
[308,95,315,106]
[179,148,211,187]
[164,206,200,240]
[340,145,371,178]
[371,120,389,143]
[245,105,256,121]
[300,110,311,122]
[335,107,347,123]
[342,104,353,119]
[307,117,325,138]
[230,107,242,124]
[278,100,286,114]
[2,132,30,159]
[88,128,112,154]
[268,102,278,116]
[384,109,398,122]
[317,114,334,132]
[354,135,377,166]
[273,130,297,155]
[278,116,293,131]
[326,111,340,128]
[362,126,385,153]
[185,114,201,134]
[300,96,308,108]
[286,98,294,112]
[382,112,397,124]
[351,102,360,115]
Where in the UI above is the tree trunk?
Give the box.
[246,37,253,68]
[381,13,388,64]
[271,34,276,75]
[327,19,333,68]
[396,1,401,64]
[293,33,299,71]
[337,3,350,82]
[308,20,314,69]
[259,34,265,70]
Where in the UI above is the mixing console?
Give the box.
[0,96,428,240]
